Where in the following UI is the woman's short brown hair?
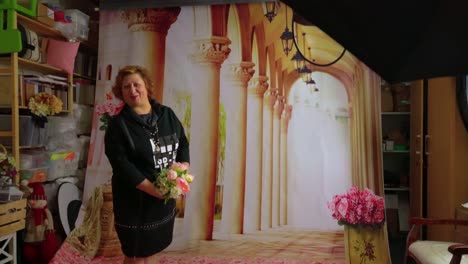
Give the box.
[112,65,154,100]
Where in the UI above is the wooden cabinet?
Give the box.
[425,77,468,242]
[383,77,468,242]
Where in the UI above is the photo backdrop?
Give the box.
[68,2,389,263]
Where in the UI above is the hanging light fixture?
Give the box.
[264,1,280,23]
[302,47,314,83]
[291,50,304,72]
[298,33,312,82]
[291,31,305,71]
[280,6,294,56]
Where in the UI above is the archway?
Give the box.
[286,71,352,230]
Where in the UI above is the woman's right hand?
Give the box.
[136,179,163,199]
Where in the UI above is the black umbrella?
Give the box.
[282,0,468,84]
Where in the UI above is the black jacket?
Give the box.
[104,99,189,257]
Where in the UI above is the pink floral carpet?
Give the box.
[51,222,345,264]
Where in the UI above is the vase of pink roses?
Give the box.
[328,186,390,264]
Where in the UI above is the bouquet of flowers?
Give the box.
[28,93,63,117]
[153,162,194,204]
[327,186,385,227]
[95,92,124,131]
[0,145,17,180]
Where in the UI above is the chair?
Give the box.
[404,217,468,264]
[0,0,37,54]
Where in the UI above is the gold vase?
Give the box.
[344,225,391,264]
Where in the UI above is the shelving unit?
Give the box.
[0,5,100,184]
[381,82,412,235]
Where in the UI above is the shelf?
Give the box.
[17,14,63,38]
[0,131,12,137]
[384,187,410,191]
[383,150,410,153]
[17,14,98,53]
[382,112,410,115]
[18,105,70,114]
[73,73,96,82]
[18,58,68,75]
[19,145,45,150]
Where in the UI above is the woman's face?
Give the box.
[121,73,149,108]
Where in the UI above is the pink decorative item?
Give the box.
[95,92,124,131]
[46,39,80,74]
[327,186,385,227]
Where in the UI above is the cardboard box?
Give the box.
[37,3,55,27]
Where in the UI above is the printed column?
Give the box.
[261,87,277,230]
[280,104,292,225]
[220,62,255,234]
[244,76,269,232]
[272,96,284,227]
[121,8,180,102]
[183,37,231,241]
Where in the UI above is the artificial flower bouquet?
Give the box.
[153,162,194,204]
[95,92,124,131]
[28,93,63,117]
[0,145,17,180]
[327,186,385,227]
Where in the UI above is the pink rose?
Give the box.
[95,104,106,115]
[167,169,177,180]
[171,162,188,172]
[176,177,190,194]
[336,198,349,219]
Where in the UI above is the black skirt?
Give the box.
[114,201,177,258]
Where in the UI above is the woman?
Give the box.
[104,65,189,263]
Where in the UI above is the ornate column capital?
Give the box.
[121,7,181,33]
[248,75,269,96]
[282,104,293,119]
[274,96,285,117]
[190,36,231,64]
[223,61,255,84]
[264,87,278,109]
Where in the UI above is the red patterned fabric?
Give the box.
[51,242,345,264]
[50,242,124,264]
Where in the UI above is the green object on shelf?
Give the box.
[0,0,38,54]
[394,145,408,151]
[0,0,38,17]
[0,9,22,54]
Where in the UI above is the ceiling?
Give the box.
[282,0,468,84]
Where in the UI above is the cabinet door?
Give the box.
[410,80,424,218]
[426,77,457,241]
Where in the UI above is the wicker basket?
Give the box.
[96,183,123,257]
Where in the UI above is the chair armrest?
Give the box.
[448,244,468,264]
[448,244,468,256]
[406,223,420,247]
[410,217,468,226]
